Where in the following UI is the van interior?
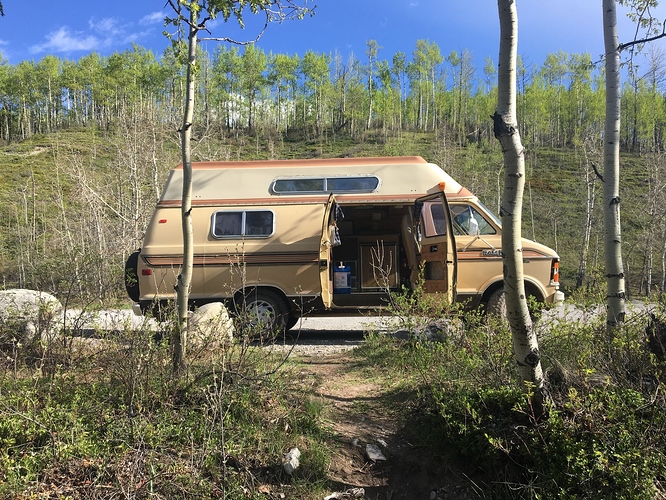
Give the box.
[330,204,414,307]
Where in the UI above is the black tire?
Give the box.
[486,288,541,322]
[239,289,289,334]
[125,251,141,303]
[486,288,507,319]
[286,315,300,331]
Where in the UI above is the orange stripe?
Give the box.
[158,192,435,207]
[172,156,428,170]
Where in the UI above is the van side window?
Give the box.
[272,179,325,193]
[425,202,448,237]
[326,177,379,192]
[450,204,496,236]
[272,176,379,194]
[212,211,274,238]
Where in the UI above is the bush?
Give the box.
[356,286,666,499]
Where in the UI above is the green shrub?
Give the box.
[356,287,666,499]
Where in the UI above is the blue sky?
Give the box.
[1,1,664,72]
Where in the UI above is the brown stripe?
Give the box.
[144,252,319,267]
[456,250,553,260]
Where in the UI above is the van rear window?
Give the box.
[212,211,274,238]
[272,176,379,194]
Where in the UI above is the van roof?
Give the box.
[160,156,473,203]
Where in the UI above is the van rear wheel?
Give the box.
[238,289,289,335]
[286,315,299,331]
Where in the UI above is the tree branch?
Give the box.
[618,20,666,51]
[591,162,604,182]
[200,11,269,45]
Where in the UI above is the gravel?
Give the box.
[60,300,657,357]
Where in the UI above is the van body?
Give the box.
[125,156,561,328]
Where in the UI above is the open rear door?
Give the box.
[319,194,337,308]
[412,193,457,303]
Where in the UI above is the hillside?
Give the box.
[0,126,661,304]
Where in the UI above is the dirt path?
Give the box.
[299,352,474,500]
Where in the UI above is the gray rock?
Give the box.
[324,488,365,499]
[393,318,464,343]
[365,443,386,461]
[282,447,301,475]
[0,289,62,344]
[188,302,234,349]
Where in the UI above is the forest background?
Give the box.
[1,39,665,307]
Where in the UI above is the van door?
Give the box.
[319,194,337,308]
[413,193,457,303]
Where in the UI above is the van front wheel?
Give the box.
[240,289,289,334]
[486,288,507,319]
[486,288,541,322]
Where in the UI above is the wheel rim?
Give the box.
[247,298,276,327]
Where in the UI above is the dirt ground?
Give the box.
[298,352,477,500]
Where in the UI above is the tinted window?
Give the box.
[273,178,325,193]
[272,176,379,194]
[245,211,273,236]
[212,211,274,238]
[428,203,448,236]
[326,177,379,192]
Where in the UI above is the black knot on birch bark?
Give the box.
[610,196,620,206]
[492,112,515,139]
[524,348,541,368]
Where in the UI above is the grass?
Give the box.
[0,315,334,499]
[1,290,666,497]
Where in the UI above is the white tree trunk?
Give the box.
[174,8,199,373]
[602,0,626,329]
[495,0,544,409]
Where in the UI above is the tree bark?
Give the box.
[174,7,198,375]
[602,0,626,329]
[495,0,544,414]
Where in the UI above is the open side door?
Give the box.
[412,193,457,303]
[319,194,338,308]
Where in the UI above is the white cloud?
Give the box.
[140,12,165,26]
[89,17,123,36]
[30,27,100,54]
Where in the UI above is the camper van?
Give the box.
[125,156,561,330]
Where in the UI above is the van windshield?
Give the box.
[476,201,502,228]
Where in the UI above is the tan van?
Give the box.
[125,156,561,329]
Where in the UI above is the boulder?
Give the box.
[0,289,62,345]
[188,302,234,349]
